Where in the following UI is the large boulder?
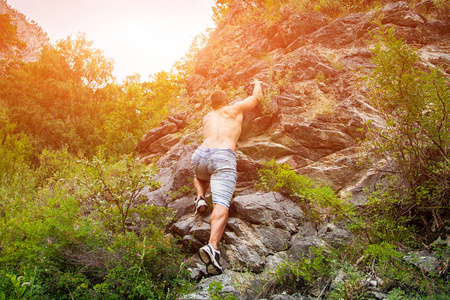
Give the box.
[230,192,304,232]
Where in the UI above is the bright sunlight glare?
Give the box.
[6,0,216,82]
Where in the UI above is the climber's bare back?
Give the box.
[200,81,262,152]
[200,106,244,152]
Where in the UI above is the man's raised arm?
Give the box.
[231,80,263,113]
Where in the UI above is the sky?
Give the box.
[6,0,216,82]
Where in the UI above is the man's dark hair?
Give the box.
[210,90,228,109]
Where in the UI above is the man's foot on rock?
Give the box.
[194,196,208,215]
[198,244,223,275]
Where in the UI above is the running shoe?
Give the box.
[198,244,223,275]
[194,196,207,215]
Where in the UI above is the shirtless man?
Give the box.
[191,80,262,275]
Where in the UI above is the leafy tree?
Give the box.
[99,71,183,157]
[0,106,32,185]
[361,25,450,237]
[0,34,117,156]
[145,70,183,114]
[55,32,114,89]
[100,74,148,156]
[0,14,25,54]
[212,0,233,25]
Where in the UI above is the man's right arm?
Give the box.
[231,80,263,113]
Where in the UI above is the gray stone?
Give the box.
[380,1,425,27]
[240,115,274,140]
[319,223,353,246]
[256,226,291,253]
[231,192,304,231]
[135,122,178,153]
[146,134,180,154]
[186,75,205,96]
[238,140,295,160]
[403,251,440,273]
[167,196,194,219]
[265,251,289,272]
[170,215,197,237]
[227,242,266,273]
[269,293,311,300]
[288,235,328,261]
[181,271,240,299]
[284,123,354,151]
[269,12,328,50]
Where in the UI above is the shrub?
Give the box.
[0,107,33,187]
[75,154,162,234]
[256,159,354,221]
[208,280,239,300]
[360,24,450,240]
[276,247,329,285]
[0,155,190,299]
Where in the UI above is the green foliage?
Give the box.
[0,107,32,186]
[0,43,105,156]
[0,20,193,296]
[276,247,329,287]
[212,0,233,25]
[100,71,183,157]
[364,24,449,185]
[360,24,450,238]
[0,13,25,54]
[55,32,114,89]
[364,242,402,263]
[3,273,28,299]
[0,152,191,299]
[385,288,415,300]
[327,262,368,300]
[0,30,184,159]
[256,159,354,221]
[352,176,420,245]
[75,155,162,234]
[208,280,239,300]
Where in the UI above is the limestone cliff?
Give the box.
[0,0,49,63]
[135,1,449,298]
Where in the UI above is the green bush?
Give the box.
[360,24,450,240]
[256,159,354,221]
[75,154,162,234]
[208,280,239,300]
[276,246,329,288]
[0,107,33,187]
[0,155,191,299]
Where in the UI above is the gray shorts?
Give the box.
[191,147,237,209]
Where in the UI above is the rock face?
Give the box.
[0,0,49,65]
[135,1,450,297]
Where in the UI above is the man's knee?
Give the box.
[212,203,229,216]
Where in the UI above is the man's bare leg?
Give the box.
[193,177,209,198]
[198,204,227,275]
[208,204,228,250]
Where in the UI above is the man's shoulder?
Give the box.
[228,95,259,113]
[224,103,244,115]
